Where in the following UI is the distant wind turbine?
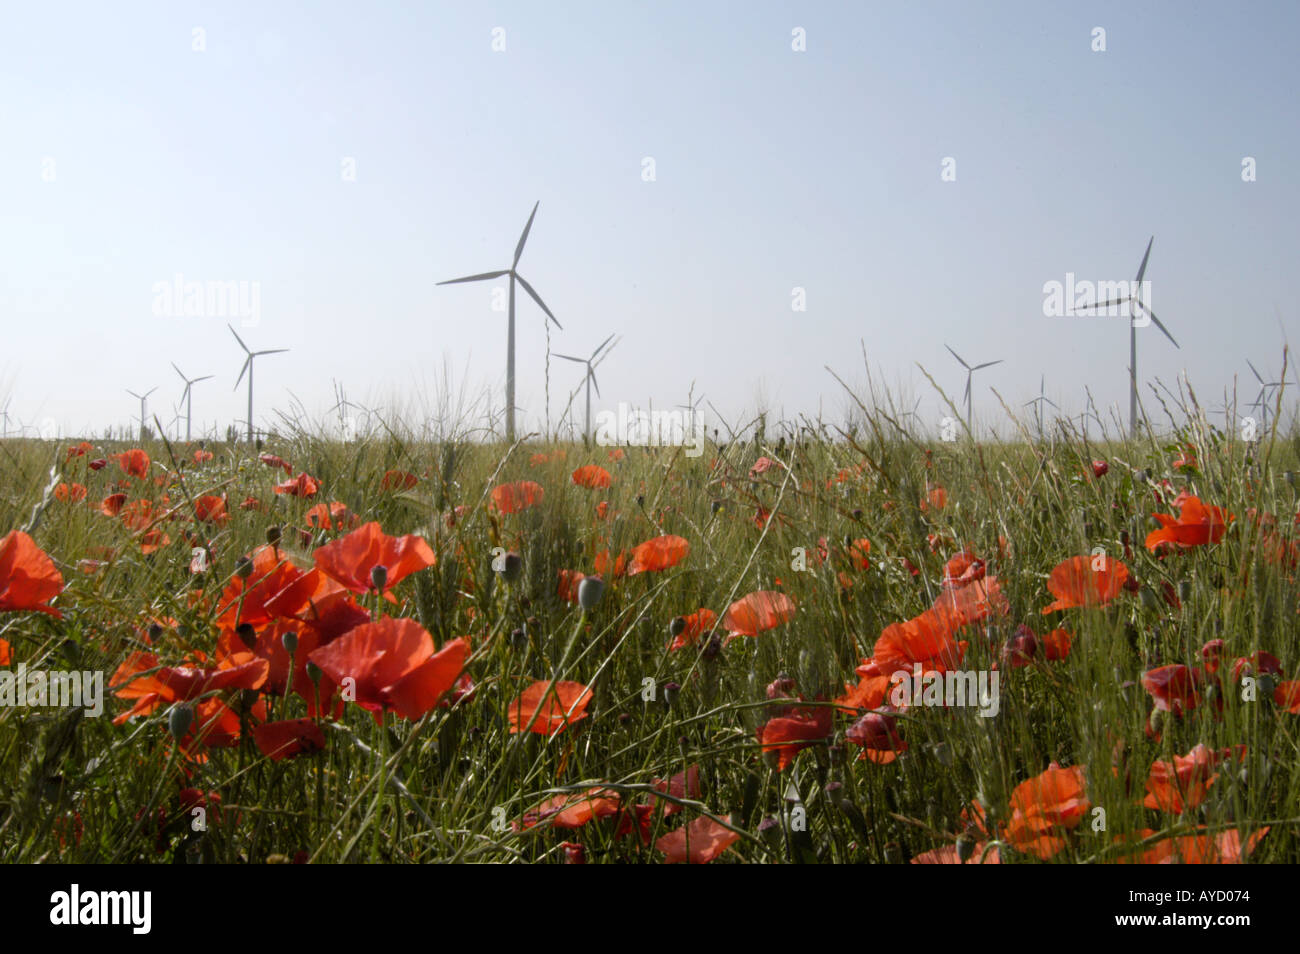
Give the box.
[437,201,563,442]
[126,387,157,440]
[1071,236,1179,436]
[1246,360,1282,428]
[945,344,1003,431]
[0,398,11,438]
[229,324,288,445]
[172,362,213,442]
[1024,375,1060,439]
[554,334,618,442]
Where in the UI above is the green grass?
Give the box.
[2,403,1299,863]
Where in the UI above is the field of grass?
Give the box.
[2,402,1299,864]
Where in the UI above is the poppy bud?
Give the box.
[236,622,257,650]
[758,816,781,846]
[509,627,527,651]
[577,574,605,610]
[710,499,722,514]
[562,842,586,864]
[370,564,389,591]
[1177,580,1192,602]
[955,832,977,863]
[1148,708,1167,737]
[497,551,522,583]
[168,704,194,740]
[635,494,645,507]
[1139,586,1160,610]
[668,616,686,637]
[852,508,863,520]
[1258,672,1277,699]
[305,661,323,685]
[147,622,164,643]
[266,525,282,547]
[883,841,904,864]
[618,712,632,725]
[281,630,298,654]
[663,682,680,707]
[702,634,722,661]
[234,555,254,579]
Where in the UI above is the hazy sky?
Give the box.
[2,1,1297,441]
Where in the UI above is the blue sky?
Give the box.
[1,1,1296,440]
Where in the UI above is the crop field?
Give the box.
[2,398,1299,865]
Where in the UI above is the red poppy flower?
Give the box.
[381,470,419,491]
[1145,496,1233,552]
[193,449,214,464]
[491,480,544,514]
[308,619,469,723]
[154,657,270,701]
[54,482,88,502]
[1232,651,1283,683]
[274,472,320,497]
[656,816,740,864]
[872,609,962,678]
[313,521,436,598]
[1118,827,1268,864]
[668,608,717,651]
[845,707,907,764]
[1003,762,1089,859]
[115,449,150,479]
[651,765,702,816]
[1274,680,1300,713]
[1143,744,1243,814]
[571,465,612,489]
[1042,628,1072,661]
[508,679,593,735]
[253,719,327,760]
[756,705,832,770]
[749,457,777,478]
[216,546,309,629]
[0,638,11,665]
[557,569,585,604]
[259,453,293,474]
[723,590,796,637]
[515,788,622,831]
[305,501,358,531]
[193,495,229,525]
[0,531,64,618]
[1091,460,1109,478]
[1041,555,1130,614]
[627,535,690,575]
[99,493,128,517]
[608,448,625,462]
[1142,663,1204,716]
[592,548,627,578]
[921,484,948,511]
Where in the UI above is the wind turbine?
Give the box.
[0,397,11,438]
[1024,375,1060,440]
[436,201,563,442]
[945,344,1003,432]
[126,387,157,440]
[229,324,288,445]
[172,363,213,442]
[676,387,707,438]
[1072,237,1179,437]
[554,334,618,442]
[1246,360,1282,428]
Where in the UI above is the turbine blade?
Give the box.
[553,354,584,363]
[172,362,187,381]
[590,369,601,399]
[963,377,972,404]
[235,356,251,389]
[437,269,509,285]
[1247,360,1264,384]
[255,349,289,356]
[972,360,1003,370]
[591,332,616,360]
[944,344,970,369]
[515,273,562,328]
[1075,296,1131,311]
[513,201,540,268]
[1134,236,1154,284]
[194,375,214,383]
[1143,307,1179,348]
[228,324,251,353]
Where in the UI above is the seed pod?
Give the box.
[577,574,605,610]
[370,564,389,591]
[266,525,282,547]
[281,630,299,654]
[168,705,194,740]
